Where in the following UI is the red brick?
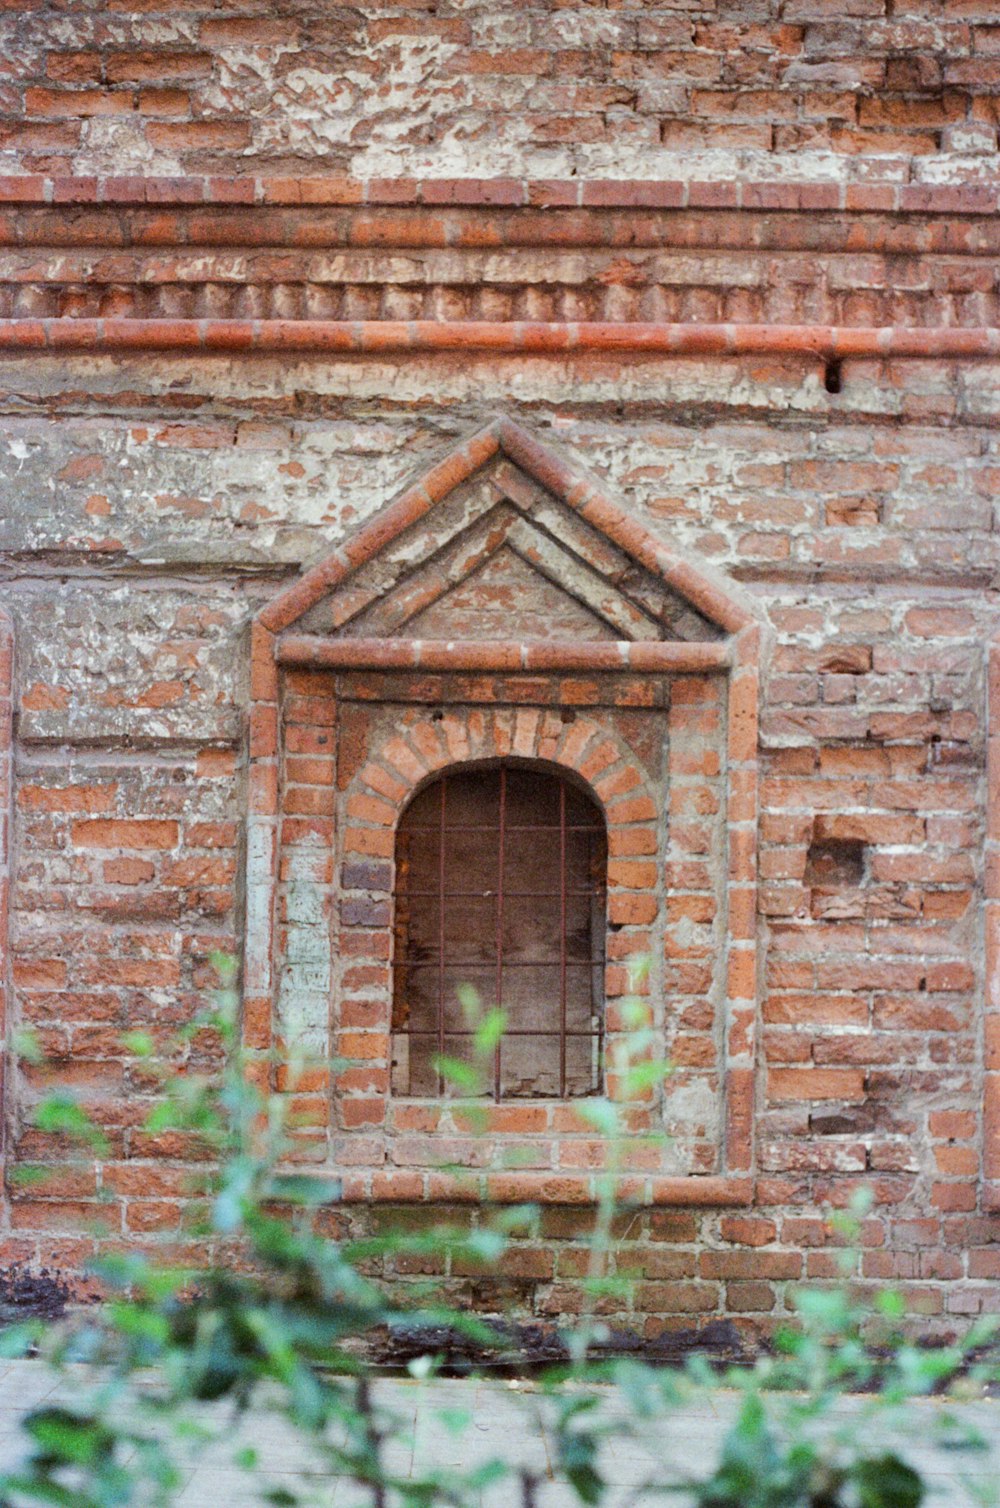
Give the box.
[102,857,155,885]
[768,1068,866,1102]
[72,820,178,849]
[46,52,101,84]
[25,88,134,117]
[929,1111,976,1140]
[20,783,117,813]
[146,122,251,150]
[106,52,212,83]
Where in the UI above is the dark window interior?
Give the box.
[391,763,607,1100]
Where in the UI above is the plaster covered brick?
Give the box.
[0,2,996,184]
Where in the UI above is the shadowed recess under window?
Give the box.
[391,763,608,1101]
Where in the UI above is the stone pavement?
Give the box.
[0,1359,996,1506]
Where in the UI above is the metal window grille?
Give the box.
[391,763,608,1100]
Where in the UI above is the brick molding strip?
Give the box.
[333,1172,755,1207]
[275,637,733,674]
[985,627,1000,1210]
[2,319,997,361]
[0,176,997,215]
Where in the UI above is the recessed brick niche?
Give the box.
[245,418,761,1207]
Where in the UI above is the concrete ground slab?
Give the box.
[0,1361,995,1506]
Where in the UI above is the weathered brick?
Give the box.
[72,820,179,850]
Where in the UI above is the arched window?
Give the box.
[391,762,608,1100]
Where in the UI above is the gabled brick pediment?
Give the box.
[258,419,754,646]
[247,416,763,1198]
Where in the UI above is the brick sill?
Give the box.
[320,1171,753,1207]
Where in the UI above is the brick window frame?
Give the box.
[0,610,12,1186]
[245,419,762,1210]
[984,628,1000,1209]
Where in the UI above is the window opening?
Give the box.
[391,763,608,1100]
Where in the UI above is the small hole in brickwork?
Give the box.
[811,1108,875,1136]
[431,708,444,722]
[805,838,865,888]
[560,709,577,724]
[824,360,842,395]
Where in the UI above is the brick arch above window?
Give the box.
[245,418,762,1208]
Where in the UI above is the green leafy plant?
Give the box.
[0,969,518,1508]
[0,961,996,1508]
[671,1195,998,1508]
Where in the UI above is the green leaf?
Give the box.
[430,1054,481,1092]
[576,1100,619,1136]
[12,1026,44,1066]
[623,1059,670,1093]
[212,1186,245,1234]
[106,1303,170,1347]
[473,1008,507,1055]
[0,1321,40,1358]
[25,1407,113,1466]
[853,1453,924,1508]
[463,1229,506,1263]
[456,982,481,1018]
[436,1408,472,1435]
[33,1093,109,1156]
[264,1174,340,1206]
[566,1463,604,1505]
[122,1030,156,1058]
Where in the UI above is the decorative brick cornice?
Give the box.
[0,180,994,332]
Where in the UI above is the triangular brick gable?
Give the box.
[257,419,756,644]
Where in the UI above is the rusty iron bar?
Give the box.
[399,961,597,970]
[559,779,568,1098]
[437,773,447,1097]
[403,825,604,835]
[403,1029,603,1039]
[495,766,507,1102]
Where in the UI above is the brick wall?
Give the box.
[6,353,998,1336]
[0,0,999,1347]
[0,2,998,180]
